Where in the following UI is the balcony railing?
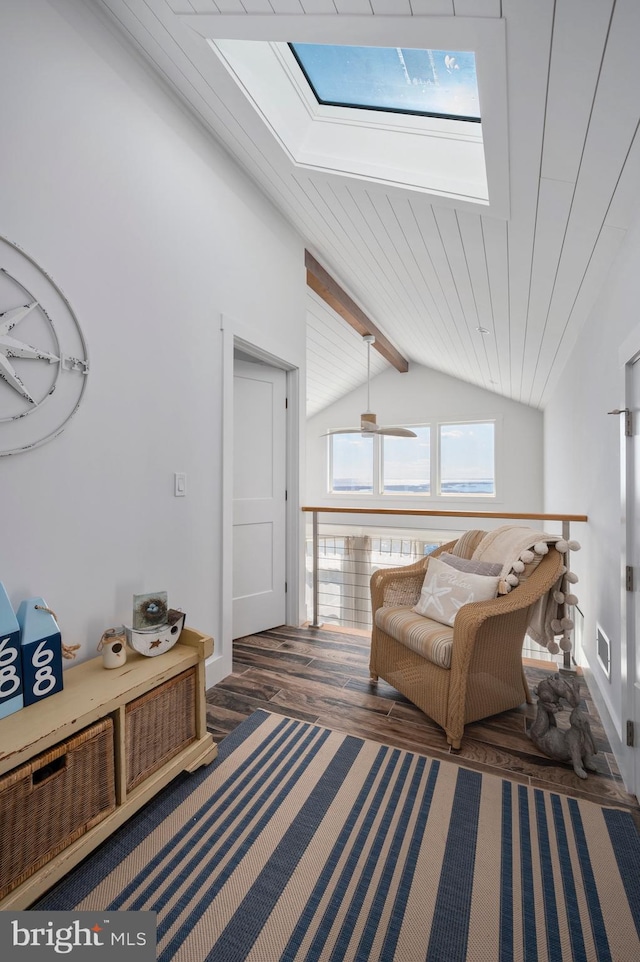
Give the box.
[303,506,588,667]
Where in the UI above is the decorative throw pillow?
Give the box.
[413,556,500,627]
[449,529,487,559]
[438,553,503,577]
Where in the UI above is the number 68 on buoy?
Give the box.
[16,598,63,706]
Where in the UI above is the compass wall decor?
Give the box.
[0,236,89,456]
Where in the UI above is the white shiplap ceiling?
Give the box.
[95,0,640,417]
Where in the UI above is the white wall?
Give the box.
[544,209,640,792]
[0,0,306,683]
[306,361,544,540]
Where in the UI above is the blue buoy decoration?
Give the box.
[0,582,23,719]
[16,598,64,707]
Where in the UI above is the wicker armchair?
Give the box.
[370,541,564,749]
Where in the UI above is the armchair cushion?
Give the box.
[374,606,454,669]
[412,556,500,626]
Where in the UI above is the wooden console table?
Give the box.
[0,627,216,909]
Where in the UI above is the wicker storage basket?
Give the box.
[0,718,116,900]
[125,668,196,791]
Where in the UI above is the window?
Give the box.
[329,421,496,498]
[439,422,495,495]
[289,44,480,122]
[330,434,374,493]
[382,427,431,494]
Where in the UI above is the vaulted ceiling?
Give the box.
[96,0,640,416]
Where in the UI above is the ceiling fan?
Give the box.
[322,334,417,438]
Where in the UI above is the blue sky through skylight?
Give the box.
[290,44,480,121]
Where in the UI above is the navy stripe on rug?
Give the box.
[567,798,611,962]
[551,793,587,962]
[518,783,538,962]
[535,788,561,960]
[426,766,482,962]
[604,807,640,938]
[500,780,514,962]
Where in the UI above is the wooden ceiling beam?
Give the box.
[305,250,409,373]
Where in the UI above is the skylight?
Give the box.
[289,44,480,122]
[193,14,508,213]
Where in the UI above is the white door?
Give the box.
[631,356,640,800]
[232,359,287,639]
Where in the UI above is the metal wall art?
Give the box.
[0,236,89,456]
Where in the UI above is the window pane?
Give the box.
[382,427,430,494]
[439,422,495,495]
[290,44,480,121]
[331,434,374,493]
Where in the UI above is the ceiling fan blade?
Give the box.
[319,427,362,437]
[378,427,418,437]
[321,423,416,438]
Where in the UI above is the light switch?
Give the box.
[174,472,186,497]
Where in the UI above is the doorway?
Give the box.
[232,357,287,638]
[215,317,301,690]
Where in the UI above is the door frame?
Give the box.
[623,347,640,800]
[210,312,301,689]
[619,323,640,800]
[232,358,287,638]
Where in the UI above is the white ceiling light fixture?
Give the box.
[322,335,416,439]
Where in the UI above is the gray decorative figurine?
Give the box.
[529,673,598,779]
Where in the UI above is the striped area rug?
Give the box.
[37,710,640,961]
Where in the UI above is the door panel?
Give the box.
[232,360,286,639]
[631,356,640,800]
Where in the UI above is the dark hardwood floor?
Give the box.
[205,624,639,821]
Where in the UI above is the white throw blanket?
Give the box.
[473,525,561,575]
[471,525,571,654]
